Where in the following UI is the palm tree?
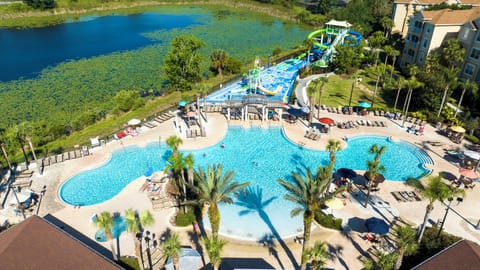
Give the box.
[437,67,459,120]
[166,135,183,157]
[210,49,228,77]
[306,81,319,124]
[381,17,394,38]
[317,77,328,119]
[277,167,331,270]
[388,49,400,83]
[303,241,329,270]
[370,65,385,109]
[364,160,385,208]
[364,250,397,270]
[93,211,118,261]
[393,224,418,270]
[392,76,406,112]
[125,209,155,270]
[164,152,187,210]
[203,235,228,270]
[415,175,465,243]
[185,153,195,186]
[369,144,387,162]
[455,79,478,119]
[162,232,182,270]
[401,75,424,127]
[191,164,249,236]
[326,139,342,173]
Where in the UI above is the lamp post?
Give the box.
[349,77,360,108]
[437,197,454,237]
[144,231,153,270]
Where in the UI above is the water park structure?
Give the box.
[306,19,362,67]
[204,20,361,122]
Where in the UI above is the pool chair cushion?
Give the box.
[90,136,100,147]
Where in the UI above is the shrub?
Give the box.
[465,134,479,144]
[175,209,196,227]
[119,256,140,270]
[314,211,342,231]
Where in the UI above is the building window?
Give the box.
[414,21,422,28]
[422,39,428,48]
[476,32,480,42]
[470,48,480,60]
[426,25,431,33]
[465,64,474,76]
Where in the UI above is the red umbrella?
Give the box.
[318,117,335,126]
[459,168,478,179]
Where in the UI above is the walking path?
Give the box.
[1,109,479,269]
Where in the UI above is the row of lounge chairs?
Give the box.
[153,112,175,124]
[304,127,322,141]
[12,170,34,188]
[356,119,388,127]
[41,149,88,167]
[186,128,206,138]
[205,106,223,113]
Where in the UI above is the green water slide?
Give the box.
[307,29,329,49]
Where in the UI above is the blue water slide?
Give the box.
[347,30,362,46]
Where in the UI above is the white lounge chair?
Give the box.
[90,136,100,147]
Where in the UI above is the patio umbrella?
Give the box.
[358,101,371,108]
[318,117,335,126]
[464,150,480,161]
[144,167,154,178]
[287,108,305,117]
[337,168,357,179]
[127,118,141,126]
[450,126,466,133]
[165,247,202,270]
[178,100,187,107]
[363,172,386,183]
[365,217,389,235]
[459,168,478,179]
[325,197,345,210]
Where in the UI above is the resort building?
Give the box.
[412,239,480,269]
[399,7,480,68]
[391,0,480,36]
[457,15,480,82]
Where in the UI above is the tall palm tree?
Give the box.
[203,235,228,270]
[306,80,319,124]
[303,241,329,270]
[166,135,183,157]
[191,164,249,236]
[402,76,424,127]
[164,152,187,210]
[277,167,331,270]
[455,79,478,119]
[185,153,195,186]
[210,49,228,77]
[393,76,406,112]
[415,175,465,243]
[326,139,342,173]
[437,67,459,120]
[393,224,418,270]
[364,160,385,208]
[370,65,385,109]
[93,211,118,261]
[317,77,328,119]
[125,209,155,270]
[381,17,394,38]
[369,144,387,162]
[389,49,400,83]
[162,232,182,270]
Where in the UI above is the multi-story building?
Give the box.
[458,16,480,82]
[392,0,480,37]
[400,8,480,67]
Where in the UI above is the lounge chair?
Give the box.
[380,121,387,127]
[366,120,373,126]
[90,136,100,147]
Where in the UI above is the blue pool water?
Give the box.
[94,216,126,242]
[60,128,432,240]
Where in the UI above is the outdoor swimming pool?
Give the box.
[59,127,432,240]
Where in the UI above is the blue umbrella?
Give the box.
[337,168,357,179]
[358,101,371,108]
[178,101,187,107]
[365,217,389,235]
[144,167,154,178]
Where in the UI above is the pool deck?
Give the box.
[2,109,480,269]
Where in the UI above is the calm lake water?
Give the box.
[0,13,200,81]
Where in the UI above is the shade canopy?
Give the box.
[318,117,335,126]
[165,248,201,270]
[365,217,389,235]
[358,101,371,108]
[464,150,480,161]
[459,168,478,179]
[325,197,345,210]
[337,168,357,179]
[127,118,141,126]
[450,126,466,133]
[364,172,386,183]
[178,100,187,107]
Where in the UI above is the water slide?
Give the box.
[258,85,282,96]
[346,30,362,46]
[307,29,329,49]
[318,30,348,65]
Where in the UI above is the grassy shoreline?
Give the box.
[0,0,297,28]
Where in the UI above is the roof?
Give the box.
[220,258,276,270]
[412,240,480,270]
[325,19,352,28]
[0,215,122,270]
[394,0,480,5]
[421,8,480,25]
